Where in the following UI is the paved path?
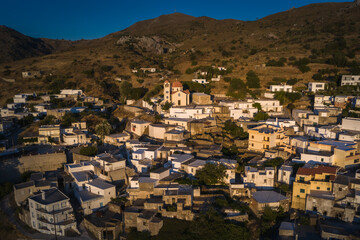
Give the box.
[0,194,92,240]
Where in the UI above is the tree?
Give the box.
[79,146,98,156]
[162,101,172,111]
[227,78,247,99]
[252,102,262,111]
[224,120,248,139]
[254,112,269,121]
[246,70,260,88]
[195,163,227,185]
[95,121,111,143]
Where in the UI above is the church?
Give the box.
[163,80,190,106]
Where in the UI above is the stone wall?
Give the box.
[18,152,67,173]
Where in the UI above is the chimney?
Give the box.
[41,191,45,200]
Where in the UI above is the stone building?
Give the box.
[83,203,122,240]
[192,92,212,105]
[250,191,289,216]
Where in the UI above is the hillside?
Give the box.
[0,25,75,64]
[0,1,359,105]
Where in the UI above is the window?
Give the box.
[300,189,305,193]
[355,159,359,163]
[327,187,330,191]
[339,187,342,191]
[264,179,267,183]
[317,187,320,190]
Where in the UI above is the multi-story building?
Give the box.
[278,165,293,185]
[308,82,326,93]
[248,124,287,153]
[28,188,78,236]
[38,125,61,144]
[242,166,275,188]
[306,140,360,168]
[292,165,337,210]
[341,75,360,86]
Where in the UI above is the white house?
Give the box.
[192,79,209,84]
[341,117,360,131]
[169,106,212,119]
[300,151,334,165]
[277,165,293,185]
[341,75,360,86]
[269,85,293,92]
[168,153,194,172]
[242,166,275,188]
[308,82,326,93]
[130,119,151,136]
[60,89,84,96]
[140,67,156,73]
[28,188,78,236]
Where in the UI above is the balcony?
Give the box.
[38,216,76,226]
[36,207,72,215]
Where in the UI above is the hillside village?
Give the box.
[0,70,360,239]
[0,1,360,240]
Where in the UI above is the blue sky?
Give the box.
[0,0,347,40]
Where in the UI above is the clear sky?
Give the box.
[0,0,348,40]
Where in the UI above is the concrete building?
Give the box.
[149,124,176,140]
[248,124,287,153]
[308,82,326,93]
[28,188,78,236]
[341,75,360,86]
[292,165,337,210]
[269,84,293,92]
[278,165,293,185]
[140,67,156,72]
[192,79,209,84]
[164,118,192,131]
[38,125,61,144]
[169,106,213,119]
[341,117,360,131]
[63,130,89,146]
[60,89,84,96]
[104,132,130,145]
[250,191,289,216]
[130,119,151,136]
[242,166,275,188]
[305,140,360,168]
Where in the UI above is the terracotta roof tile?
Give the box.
[172,81,183,88]
[297,165,337,176]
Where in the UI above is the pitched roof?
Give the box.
[297,165,337,176]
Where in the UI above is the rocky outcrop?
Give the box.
[116,35,177,54]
